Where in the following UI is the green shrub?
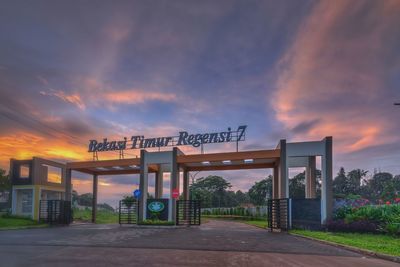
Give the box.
[1,213,31,220]
[332,204,400,235]
[384,222,400,236]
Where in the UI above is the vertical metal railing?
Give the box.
[119,200,139,225]
[39,200,72,225]
[267,198,289,231]
[176,200,201,225]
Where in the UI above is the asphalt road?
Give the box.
[0,220,397,267]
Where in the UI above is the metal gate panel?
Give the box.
[119,200,139,224]
[176,200,201,226]
[267,198,289,231]
[39,200,72,225]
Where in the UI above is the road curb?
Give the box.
[290,233,400,264]
[120,225,191,229]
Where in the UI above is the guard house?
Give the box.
[10,157,66,220]
[9,125,333,229]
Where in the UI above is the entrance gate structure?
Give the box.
[62,137,332,229]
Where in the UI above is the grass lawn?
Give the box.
[73,209,119,224]
[238,219,267,229]
[203,215,268,229]
[290,229,400,257]
[0,216,47,230]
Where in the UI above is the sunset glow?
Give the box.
[1,0,399,206]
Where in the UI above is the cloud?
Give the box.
[0,132,89,169]
[272,0,400,156]
[101,90,177,105]
[36,75,49,85]
[40,89,86,110]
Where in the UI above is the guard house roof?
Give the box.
[66,149,280,175]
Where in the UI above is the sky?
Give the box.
[0,0,399,207]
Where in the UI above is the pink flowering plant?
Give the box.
[331,202,400,235]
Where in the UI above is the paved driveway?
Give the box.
[0,220,397,266]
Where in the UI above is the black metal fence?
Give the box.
[119,200,139,224]
[291,198,321,229]
[176,200,201,225]
[267,198,289,231]
[39,200,72,225]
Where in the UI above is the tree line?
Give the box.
[190,168,400,208]
[1,167,399,208]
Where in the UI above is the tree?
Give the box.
[289,172,305,199]
[363,172,394,201]
[97,203,115,212]
[346,169,368,195]
[122,195,136,208]
[248,176,272,205]
[332,168,367,197]
[393,175,400,192]
[76,193,93,206]
[333,167,347,196]
[0,168,10,191]
[190,175,232,208]
[235,190,250,204]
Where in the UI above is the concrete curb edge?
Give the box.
[290,233,400,264]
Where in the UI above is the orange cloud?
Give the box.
[272,0,400,153]
[0,132,90,170]
[40,89,86,110]
[103,90,177,105]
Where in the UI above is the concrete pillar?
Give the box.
[139,150,148,222]
[321,137,333,224]
[170,148,179,223]
[65,168,72,201]
[11,188,17,215]
[273,163,279,199]
[92,174,98,223]
[33,186,40,220]
[305,156,317,199]
[183,170,189,200]
[279,140,288,198]
[155,166,163,199]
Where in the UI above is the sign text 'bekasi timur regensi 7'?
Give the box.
[88,125,247,152]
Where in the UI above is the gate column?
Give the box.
[65,168,72,201]
[170,148,179,223]
[92,174,98,223]
[155,166,163,198]
[273,163,279,199]
[278,139,288,198]
[321,137,333,224]
[138,149,148,222]
[183,170,189,200]
[305,156,316,199]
